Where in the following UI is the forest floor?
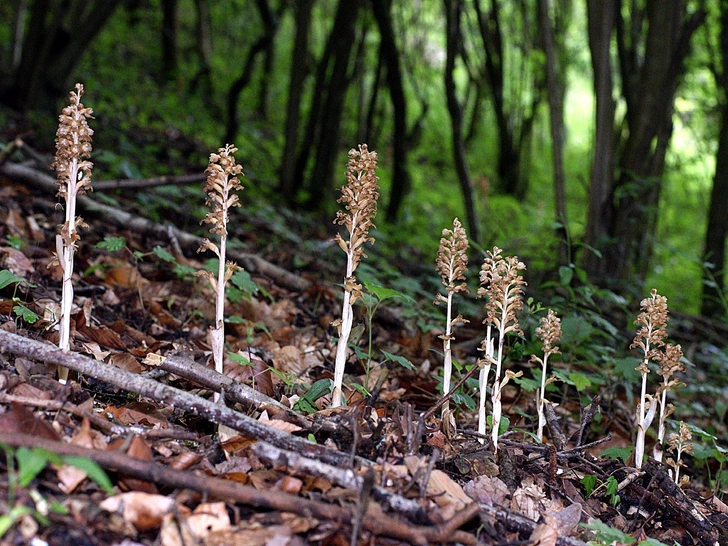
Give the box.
[0,145,727,546]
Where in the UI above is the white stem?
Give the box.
[490,297,508,453]
[536,353,549,442]
[331,216,358,408]
[58,156,80,384]
[477,324,493,443]
[654,378,669,462]
[442,290,454,416]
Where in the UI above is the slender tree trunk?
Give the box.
[304,0,361,207]
[224,0,277,144]
[2,0,119,110]
[191,0,214,99]
[582,0,617,279]
[279,0,314,199]
[607,1,705,283]
[161,0,178,84]
[371,0,411,223]
[444,0,480,244]
[537,0,569,265]
[701,1,728,317]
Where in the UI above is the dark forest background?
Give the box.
[0,0,726,318]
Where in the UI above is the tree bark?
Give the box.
[279,0,315,199]
[1,0,119,111]
[299,0,361,208]
[444,0,480,245]
[537,0,569,266]
[224,0,277,144]
[701,0,728,317]
[160,0,178,84]
[190,0,214,99]
[582,0,616,279]
[590,1,706,284]
[371,0,412,223]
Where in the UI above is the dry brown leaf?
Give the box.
[100,492,175,531]
[426,469,473,520]
[107,352,143,374]
[258,410,302,434]
[0,403,60,440]
[272,345,305,376]
[463,475,511,507]
[108,435,158,493]
[528,523,558,546]
[58,418,106,493]
[1,246,34,277]
[276,475,304,495]
[184,502,231,538]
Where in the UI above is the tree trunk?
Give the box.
[304,0,361,207]
[444,0,480,245]
[161,0,178,84]
[279,0,314,199]
[224,0,277,144]
[190,0,214,99]
[701,1,728,317]
[2,0,119,111]
[371,0,411,223]
[537,0,569,265]
[607,2,705,283]
[582,0,616,279]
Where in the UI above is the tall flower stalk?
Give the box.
[667,421,693,486]
[532,309,561,443]
[631,289,669,469]
[51,83,94,384]
[197,144,244,402]
[331,145,379,408]
[434,218,469,418]
[654,342,685,461]
[477,247,526,450]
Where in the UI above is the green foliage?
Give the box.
[294,379,332,414]
[95,236,127,252]
[599,446,634,464]
[582,520,670,546]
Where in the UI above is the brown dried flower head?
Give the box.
[477,247,527,335]
[656,343,685,380]
[435,217,469,301]
[535,309,561,356]
[199,144,244,243]
[667,421,693,454]
[52,83,94,200]
[333,144,379,272]
[631,289,669,355]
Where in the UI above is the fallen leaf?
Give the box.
[100,492,176,531]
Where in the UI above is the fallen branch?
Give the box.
[0,432,477,545]
[93,173,206,191]
[0,329,348,466]
[158,352,313,428]
[252,442,431,524]
[0,162,308,292]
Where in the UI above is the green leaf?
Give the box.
[13,301,39,324]
[5,234,23,250]
[307,379,333,400]
[598,445,633,463]
[451,391,476,411]
[381,350,415,371]
[567,371,591,391]
[0,269,25,290]
[173,264,197,279]
[512,374,539,392]
[230,269,259,296]
[16,447,50,487]
[153,245,176,263]
[225,315,246,324]
[580,474,597,497]
[95,236,127,252]
[62,456,114,493]
[558,265,573,286]
[228,352,252,366]
[363,280,416,305]
[605,475,619,497]
[0,505,33,538]
[581,520,635,544]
